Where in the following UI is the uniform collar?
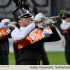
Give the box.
[20,27,25,30]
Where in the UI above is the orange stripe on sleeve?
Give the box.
[14,40,20,43]
[62,30,68,33]
[0,28,7,39]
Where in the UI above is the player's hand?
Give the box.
[34,13,46,22]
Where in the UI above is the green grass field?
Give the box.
[9,52,67,65]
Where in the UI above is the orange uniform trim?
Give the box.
[62,30,68,33]
[14,29,43,49]
[62,27,70,33]
[33,29,42,42]
[0,28,7,39]
[14,40,20,43]
[18,35,33,49]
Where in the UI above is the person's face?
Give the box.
[65,17,70,22]
[18,17,31,27]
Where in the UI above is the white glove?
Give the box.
[34,13,46,22]
[1,19,10,25]
[60,23,69,30]
[60,20,70,30]
[8,23,16,28]
[43,27,53,35]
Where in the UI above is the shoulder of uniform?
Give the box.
[11,27,19,34]
[0,23,5,29]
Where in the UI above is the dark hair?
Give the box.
[62,8,70,19]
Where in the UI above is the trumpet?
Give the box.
[36,17,57,28]
[3,21,17,31]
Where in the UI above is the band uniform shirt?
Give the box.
[11,23,53,60]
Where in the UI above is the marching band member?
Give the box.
[35,13,62,65]
[11,8,53,65]
[0,19,11,65]
[60,9,70,64]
